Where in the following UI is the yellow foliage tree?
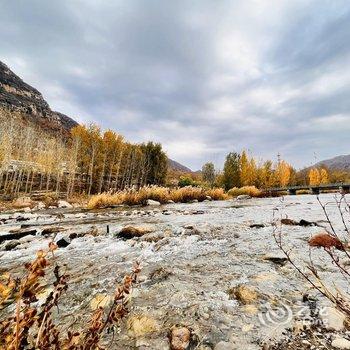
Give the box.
[275,160,291,187]
[309,168,321,186]
[240,150,257,186]
[320,168,329,185]
[240,150,250,186]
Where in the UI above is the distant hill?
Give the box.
[0,60,78,134]
[167,159,193,173]
[313,154,350,171]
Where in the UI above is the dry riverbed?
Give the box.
[1,194,350,349]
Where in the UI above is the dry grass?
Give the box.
[274,195,350,321]
[0,243,140,349]
[87,186,227,209]
[205,188,228,200]
[308,232,343,250]
[227,186,262,198]
[296,189,310,195]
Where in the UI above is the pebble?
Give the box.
[332,337,350,349]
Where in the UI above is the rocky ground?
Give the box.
[1,194,350,349]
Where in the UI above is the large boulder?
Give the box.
[117,226,153,239]
[56,237,70,248]
[229,285,258,305]
[13,196,33,209]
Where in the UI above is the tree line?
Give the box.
[202,150,293,190]
[201,150,341,189]
[0,110,167,197]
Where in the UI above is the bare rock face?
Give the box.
[0,60,78,134]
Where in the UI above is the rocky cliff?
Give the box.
[0,61,77,134]
[0,60,193,172]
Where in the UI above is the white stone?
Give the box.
[332,337,350,349]
[321,307,346,331]
[236,195,251,200]
[57,200,73,208]
[146,199,161,206]
[35,201,45,210]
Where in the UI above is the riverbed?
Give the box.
[1,194,349,349]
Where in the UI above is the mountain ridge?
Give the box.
[0,61,78,134]
[312,154,350,171]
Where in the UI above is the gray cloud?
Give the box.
[1,0,350,170]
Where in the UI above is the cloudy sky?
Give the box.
[1,0,350,170]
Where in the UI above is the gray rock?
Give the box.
[190,210,204,215]
[236,195,251,200]
[146,199,161,206]
[250,223,265,229]
[141,231,168,242]
[57,200,73,208]
[4,240,21,251]
[263,252,288,265]
[56,237,70,248]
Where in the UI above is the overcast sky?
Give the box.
[1,0,350,170]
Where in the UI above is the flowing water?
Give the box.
[1,193,349,349]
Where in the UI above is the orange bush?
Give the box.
[308,232,343,250]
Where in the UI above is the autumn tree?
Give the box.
[140,142,168,186]
[202,162,215,187]
[309,168,321,186]
[275,160,292,187]
[320,168,329,184]
[222,152,241,190]
[257,160,273,188]
[240,150,258,186]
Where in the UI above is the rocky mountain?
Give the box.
[0,61,77,134]
[167,159,193,173]
[313,154,350,171]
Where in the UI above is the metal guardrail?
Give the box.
[267,183,350,192]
